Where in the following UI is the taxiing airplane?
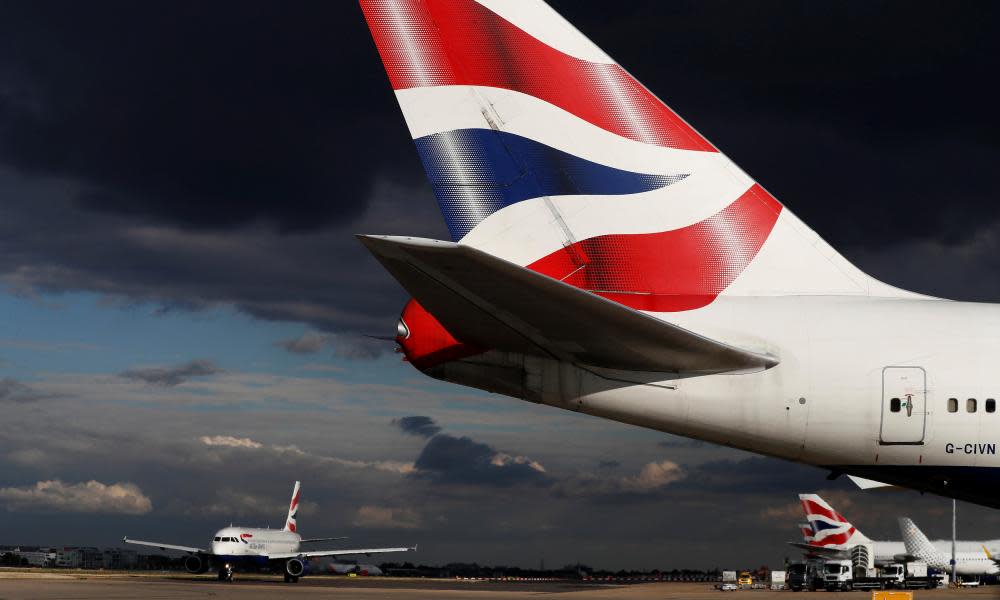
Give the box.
[357,0,1000,509]
[124,481,414,582]
[792,494,999,576]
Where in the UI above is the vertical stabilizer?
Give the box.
[899,517,946,568]
[359,0,919,316]
[283,481,301,533]
[799,494,871,549]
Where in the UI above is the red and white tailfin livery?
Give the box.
[359,1,1000,510]
[284,480,301,533]
[359,0,909,315]
[798,494,870,549]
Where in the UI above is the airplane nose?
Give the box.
[397,300,481,371]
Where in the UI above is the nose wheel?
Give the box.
[217,565,234,582]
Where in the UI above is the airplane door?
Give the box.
[879,366,926,445]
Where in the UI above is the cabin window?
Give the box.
[948,398,958,413]
[968,398,977,413]
[890,397,901,412]
[988,399,996,413]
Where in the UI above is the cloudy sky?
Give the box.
[1,0,1000,571]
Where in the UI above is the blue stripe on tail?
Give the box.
[413,128,687,241]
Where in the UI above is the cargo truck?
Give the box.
[822,559,938,591]
[787,561,823,591]
[769,570,786,590]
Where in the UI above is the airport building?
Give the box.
[0,547,57,567]
[102,548,138,570]
[56,547,104,569]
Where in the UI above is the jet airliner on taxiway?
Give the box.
[124,482,413,582]
[357,0,1000,509]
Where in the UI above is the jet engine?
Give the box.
[285,558,307,578]
[184,554,210,574]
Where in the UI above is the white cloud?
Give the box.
[623,460,686,492]
[200,435,263,449]
[490,452,546,473]
[0,480,152,515]
[353,505,421,529]
[272,444,415,475]
[196,435,413,474]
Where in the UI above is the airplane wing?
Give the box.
[299,536,349,543]
[358,235,778,375]
[123,536,206,554]
[269,546,414,560]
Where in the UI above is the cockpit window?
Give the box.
[214,537,221,541]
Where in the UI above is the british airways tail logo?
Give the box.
[801,498,855,547]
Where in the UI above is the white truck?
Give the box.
[823,560,854,591]
[823,559,938,592]
[898,561,939,589]
[768,570,786,590]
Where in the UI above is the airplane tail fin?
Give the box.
[898,517,942,564]
[359,0,914,314]
[799,494,870,548]
[283,481,301,533]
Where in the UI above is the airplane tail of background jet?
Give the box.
[283,480,301,533]
[799,493,871,549]
[898,517,946,568]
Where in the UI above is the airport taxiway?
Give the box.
[1,571,999,600]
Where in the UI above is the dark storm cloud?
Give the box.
[0,1,445,334]
[0,378,50,403]
[276,331,387,359]
[394,416,442,439]
[276,331,327,355]
[674,457,825,495]
[413,434,551,487]
[119,359,223,387]
[0,1,419,232]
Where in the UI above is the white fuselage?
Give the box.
[211,526,299,559]
[863,540,1000,575]
[441,295,1000,508]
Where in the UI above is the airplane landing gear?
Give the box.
[284,572,299,583]
[217,565,234,582]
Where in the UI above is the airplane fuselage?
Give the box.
[429,295,1000,508]
[211,526,300,561]
[863,540,1000,576]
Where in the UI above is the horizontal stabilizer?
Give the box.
[359,235,778,375]
[847,475,896,490]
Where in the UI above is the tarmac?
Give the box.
[0,571,997,600]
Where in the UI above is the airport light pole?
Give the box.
[951,498,957,585]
